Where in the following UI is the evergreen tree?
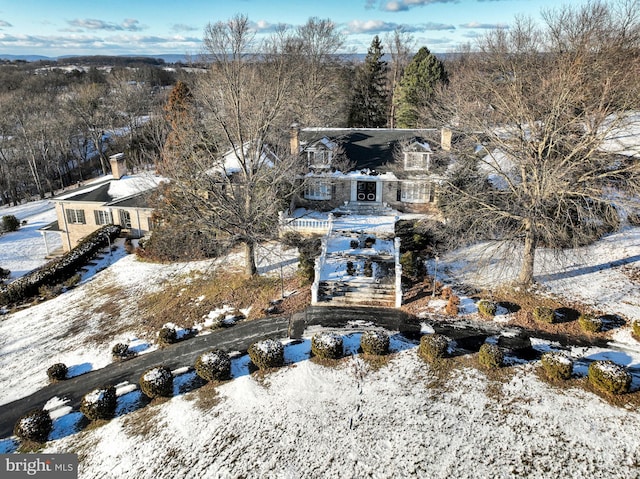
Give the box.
[348,36,388,128]
[395,46,448,128]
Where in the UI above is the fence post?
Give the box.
[395,236,402,308]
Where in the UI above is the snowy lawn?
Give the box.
[20,343,640,478]
[0,200,60,278]
[2,205,640,477]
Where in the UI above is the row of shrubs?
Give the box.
[18,329,635,445]
[475,297,612,334]
[418,332,634,396]
[16,331,393,444]
[0,224,121,306]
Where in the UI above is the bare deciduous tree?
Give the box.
[438,0,640,286]
[159,15,304,276]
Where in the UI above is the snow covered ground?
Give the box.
[0,200,60,278]
[1,204,640,477]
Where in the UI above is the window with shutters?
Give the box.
[65,208,86,224]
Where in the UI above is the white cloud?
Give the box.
[460,21,509,29]
[382,0,458,12]
[67,18,146,32]
[346,19,453,34]
[0,20,12,29]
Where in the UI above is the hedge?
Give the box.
[0,224,120,305]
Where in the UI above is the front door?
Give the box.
[356,181,377,202]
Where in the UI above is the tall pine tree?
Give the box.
[348,36,388,128]
[394,46,448,128]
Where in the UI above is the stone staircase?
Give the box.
[317,279,396,308]
[333,202,396,216]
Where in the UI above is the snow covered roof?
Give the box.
[214,142,277,175]
[53,173,165,207]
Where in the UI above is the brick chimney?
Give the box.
[109,153,127,179]
[290,122,300,155]
[440,127,452,151]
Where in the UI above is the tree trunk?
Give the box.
[244,240,258,277]
[517,219,536,286]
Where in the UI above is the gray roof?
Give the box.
[299,128,439,171]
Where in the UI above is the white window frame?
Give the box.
[65,208,86,224]
[307,148,332,168]
[400,181,431,204]
[94,210,113,225]
[403,151,431,171]
[304,179,332,200]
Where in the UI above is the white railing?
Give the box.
[279,211,334,235]
[394,237,402,308]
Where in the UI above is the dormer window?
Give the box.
[403,141,432,171]
[307,147,332,168]
[304,137,337,169]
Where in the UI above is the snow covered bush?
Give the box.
[478,343,503,369]
[112,343,133,360]
[477,299,497,318]
[13,409,52,443]
[248,339,285,370]
[311,332,344,359]
[80,385,117,421]
[0,266,10,282]
[46,363,68,382]
[360,330,390,356]
[578,314,603,333]
[588,360,631,395]
[540,351,573,380]
[195,349,231,382]
[139,366,174,399]
[0,224,120,305]
[1,214,20,232]
[533,306,556,324]
[418,334,449,362]
[158,325,178,345]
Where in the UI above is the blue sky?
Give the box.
[0,0,592,57]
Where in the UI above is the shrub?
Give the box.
[158,325,178,345]
[418,334,449,361]
[0,267,10,281]
[632,320,640,340]
[298,237,321,283]
[139,366,174,399]
[445,295,460,316]
[400,251,423,281]
[46,363,68,382]
[441,286,452,300]
[588,360,631,394]
[360,330,390,356]
[311,332,344,359]
[0,224,120,306]
[478,343,503,369]
[111,343,132,360]
[350,239,359,249]
[578,314,603,333]
[14,409,52,443]
[364,237,376,248]
[248,339,285,369]
[477,299,497,318]
[540,351,573,380]
[1,214,20,232]
[533,306,556,324]
[80,386,117,421]
[281,231,304,248]
[346,261,356,276]
[195,349,232,382]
